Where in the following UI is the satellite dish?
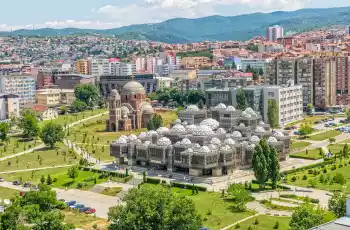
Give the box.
[4,199,10,205]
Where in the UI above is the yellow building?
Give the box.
[75,59,91,75]
[36,88,75,106]
[181,56,212,69]
[169,69,197,80]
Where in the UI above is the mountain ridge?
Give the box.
[1,6,350,43]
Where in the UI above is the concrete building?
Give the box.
[99,74,157,97]
[110,63,136,76]
[0,94,20,120]
[314,57,337,109]
[267,25,284,41]
[336,56,350,105]
[155,77,174,90]
[36,67,72,89]
[0,75,36,107]
[53,74,95,90]
[36,88,75,106]
[156,64,178,75]
[240,59,270,73]
[75,60,91,75]
[169,69,197,81]
[181,57,212,69]
[91,58,110,81]
[276,59,296,85]
[305,43,322,52]
[296,58,314,107]
[110,104,291,177]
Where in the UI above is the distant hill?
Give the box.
[1,6,350,43]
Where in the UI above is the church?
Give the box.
[107,80,155,132]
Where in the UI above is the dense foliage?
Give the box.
[328,191,347,218]
[40,122,65,148]
[236,88,248,111]
[74,84,100,108]
[153,88,205,107]
[147,114,164,131]
[19,114,40,140]
[0,122,9,142]
[267,99,279,128]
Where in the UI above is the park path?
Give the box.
[220,213,260,230]
[0,164,73,174]
[0,111,108,163]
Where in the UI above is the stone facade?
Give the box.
[110,104,291,177]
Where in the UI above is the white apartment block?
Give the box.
[110,63,136,76]
[262,81,303,125]
[0,75,36,107]
[0,94,20,120]
[91,58,110,81]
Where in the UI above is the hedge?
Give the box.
[170,182,207,191]
[289,155,321,160]
[281,159,336,176]
[146,178,161,184]
[251,180,291,190]
[79,167,133,182]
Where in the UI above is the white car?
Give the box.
[0,178,4,182]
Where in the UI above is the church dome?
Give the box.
[121,106,130,115]
[121,81,145,95]
[110,89,120,98]
[142,104,154,114]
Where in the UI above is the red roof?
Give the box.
[108,58,121,62]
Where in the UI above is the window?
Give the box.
[268,92,274,97]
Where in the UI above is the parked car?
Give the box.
[19,191,25,197]
[74,204,84,209]
[0,178,4,182]
[324,124,330,127]
[12,181,20,185]
[23,182,31,188]
[85,208,96,214]
[79,207,90,212]
[66,200,76,206]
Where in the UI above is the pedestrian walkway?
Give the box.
[0,143,45,162]
[0,164,72,174]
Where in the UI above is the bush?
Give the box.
[273,221,279,229]
[77,183,88,189]
[206,209,212,215]
[253,218,259,225]
[302,175,308,180]
[291,176,297,182]
[280,194,297,199]
[311,198,319,204]
[281,159,336,176]
[251,180,291,190]
[308,169,313,174]
[323,168,327,173]
[333,173,346,185]
[52,178,57,183]
[339,164,343,168]
[146,178,161,184]
[83,177,95,182]
[235,224,240,229]
[170,182,207,191]
[331,165,337,171]
[248,226,252,230]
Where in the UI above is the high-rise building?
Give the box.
[75,59,91,75]
[296,58,314,107]
[267,25,284,41]
[0,93,20,120]
[276,59,296,85]
[335,56,350,105]
[91,58,110,81]
[110,63,136,76]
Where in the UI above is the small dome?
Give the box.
[175,141,181,145]
[156,127,169,134]
[193,125,214,136]
[209,144,218,150]
[241,141,248,146]
[138,132,147,139]
[128,134,138,141]
[211,138,221,145]
[255,126,265,133]
[221,145,231,151]
[194,143,201,149]
[232,131,242,138]
[186,105,200,112]
[241,111,251,118]
[121,106,130,115]
[200,118,220,130]
[184,148,193,153]
[123,114,128,119]
[121,81,145,95]
[135,139,142,144]
[246,144,256,151]
[186,124,197,132]
[224,138,236,145]
[110,89,120,98]
[157,137,172,146]
[120,135,128,140]
[259,121,265,125]
[200,146,211,153]
[171,124,186,132]
[175,119,182,124]
[142,104,154,114]
[181,138,191,145]
[268,137,278,143]
[215,103,226,109]
[239,123,246,128]
[115,138,127,144]
[216,128,226,134]
[146,131,158,137]
[250,135,260,142]
[245,108,255,115]
[182,121,188,126]
[274,131,284,137]
[142,141,151,147]
[226,106,236,112]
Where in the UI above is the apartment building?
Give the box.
[313,57,337,109]
[0,94,20,120]
[336,56,350,105]
[181,56,212,69]
[296,58,314,107]
[240,59,271,72]
[267,25,284,41]
[276,59,296,85]
[91,58,110,81]
[36,88,75,106]
[0,75,36,107]
[169,69,197,81]
[53,74,95,90]
[110,63,136,76]
[75,59,91,75]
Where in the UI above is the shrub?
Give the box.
[235,224,240,229]
[291,176,297,182]
[308,169,313,174]
[311,198,319,204]
[323,168,327,173]
[253,218,259,225]
[83,177,95,182]
[339,164,343,168]
[302,175,308,180]
[52,178,57,183]
[77,183,88,189]
[331,165,337,171]
[146,178,161,184]
[333,173,346,185]
[273,221,279,229]
[170,182,207,191]
[280,194,297,199]
[281,159,336,176]
[248,226,252,230]
[206,209,212,215]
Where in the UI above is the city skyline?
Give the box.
[0,0,349,31]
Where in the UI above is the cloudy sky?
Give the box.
[0,0,348,31]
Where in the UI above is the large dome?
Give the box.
[193,125,214,136]
[200,118,220,130]
[121,81,145,95]
[186,105,200,112]
[157,137,172,146]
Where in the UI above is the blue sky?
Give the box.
[0,0,349,31]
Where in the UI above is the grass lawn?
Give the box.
[158,110,178,127]
[100,187,122,196]
[328,144,345,154]
[286,116,329,127]
[289,149,323,160]
[0,143,77,172]
[340,138,350,144]
[142,184,254,230]
[62,210,107,228]
[286,158,350,193]
[39,108,107,127]
[291,141,311,151]
[0,134,42,158]
[0,187,20,200]
[307,130,341,141]
[229,215,291,230]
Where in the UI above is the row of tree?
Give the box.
[150,88,205,107]
[71,84,103,112]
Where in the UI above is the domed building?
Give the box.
[107,80,154,131]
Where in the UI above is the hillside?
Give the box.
[1,6,350,43]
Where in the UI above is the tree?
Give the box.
[19,114,40,140]
[343,143,349,158]
[71,99,87,112]
[298,124,313,138]
[328,191,346,218]
[67,166,79,181]
[346,107,350,121]
[329,137,336,144]
[236,88,248,110]
[40,175,45,184]
[108,185,202,230]
[59,106,68,115]
[258,68,264,76]
[147,114,164,131]
[227,183,250,211]
[46,174,53,185]
[74,84,100,107]
[252,145,268,188]
[0,122,9,142]
[267,99,279,128]
[307,104,313,115]
[232,61,237,70]
[40,123,65,149]
[269,147,280,188]
[290,204,335,230]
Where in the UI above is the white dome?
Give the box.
[224,138,236,145]
[232,131,242,138]
[209,144,218,150]
[193,125,214,136]
[123,114,128,119]
[146,130,158,137]
[200,118,220,130]
[216,128,227,134]
[186,124,197,132]
[194,143,201,149]
[175,141,181,145]
[239,123,246,128]
[259,121,265,125]
[175,119,182,124]
[171,124,186,133]
[142,141,151,147]
[250,135,260,142]
[241,111,251,118]
[241,141,248,146]
[184,148,193,153]
[246,144,256,151]
[119,135,128,140]
[156,127,169,134]
[182,121,188,126]
[221,145,231,151]
[186,105,200,112]
[138,132,147,139]
[181,138,192,145]
[128,134,138,141]
[215,103,226,109]
[135,139,142,144]
[200,146,211,153]
[274,131,284,137]
[115,138,127,144]
[211,138,221,145]
[157,137,172,146]
[268,137,278,143]
[226,106,236,112]
[255,126,265,133]
[245,108,256,115]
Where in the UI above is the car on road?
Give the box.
[23,182,31,188]
[66,200,76,206]
[0,178,4,182]
[79,207,90,212]
[85,208,96,214]
[74,204,84,209]
[12,181,20,185]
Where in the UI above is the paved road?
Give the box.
[0,165,72,174]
